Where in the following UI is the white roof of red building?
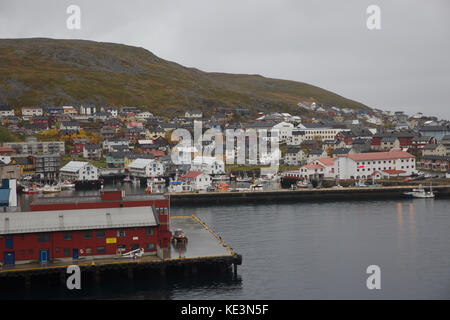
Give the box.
[0,206,158,235]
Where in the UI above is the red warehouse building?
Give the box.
[0,190,172,265]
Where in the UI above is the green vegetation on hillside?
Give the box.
[0,127,24,143]
[0,38,370,116]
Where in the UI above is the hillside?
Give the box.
[0,38,370,116]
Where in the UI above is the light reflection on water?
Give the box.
[13,185,450,299]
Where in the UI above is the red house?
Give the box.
[0,191,172,265]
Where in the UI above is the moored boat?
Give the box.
[43,184,61,194]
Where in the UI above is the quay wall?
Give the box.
[168,185,450,206]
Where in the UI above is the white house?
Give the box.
[128,158,164,178]
[80,105,97,115]
[191,156,225,174]
[60,161,98,181]
[287,130,306,146]
[185,109,203,118]
[285,147,307,166]
[0,106,14,117]
[272,122,294,141]
[180,171,212,191]
[136,111,153,121]
[334,149,416,180]
[103,138,130,151]
[21,106,43,120]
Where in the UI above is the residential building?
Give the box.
[128,158,164,178]
[185,109,202,118]
[418,155,450,172]
[422,144,447,156]
[180,171,212,191]
[60,161,99,181]
[4,139,65,155]
[284,147,307,166]
[83,144,102,160]
[33,154,61,179]
[21,106,43,120]
[0,106,14,118]
[191,156,225,175]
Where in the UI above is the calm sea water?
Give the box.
[9,185,450,299]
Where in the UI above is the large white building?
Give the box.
[60,161,99,181]
[296,124,350,141]
[128,158,164,178]
[334,149,416,180]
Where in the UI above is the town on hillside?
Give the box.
[1,102,450,194]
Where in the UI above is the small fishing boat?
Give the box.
[403,184,435,199]
[43,184,61,194]
[23,186,40,194]
[60,180,75,189]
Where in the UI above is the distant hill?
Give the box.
[0,38,370,116]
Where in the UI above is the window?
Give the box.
[63,249,70,257]
[63,233,72,240]
[146,243,155,251]
[86,248,92,254]
[117,230,126,237]
[20,250,25,255]
[83,231,92,239]
[28,249,34,255]
[97,246,106,254]
[117,245,126,253]
[37,234,50,242]
[146,228,154,236]
[96,231,105,238]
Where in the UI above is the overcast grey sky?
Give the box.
[1,0,449,119]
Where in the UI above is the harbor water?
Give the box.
[9,183,450,299]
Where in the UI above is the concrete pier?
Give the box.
[168,185,450,206]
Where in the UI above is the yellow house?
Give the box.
[145,128,166,140]
[10,156,36,177]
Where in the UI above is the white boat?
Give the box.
[403,184,435,199]
[43,184,61,194]
[60,180,75,189]
[168,181,192,193]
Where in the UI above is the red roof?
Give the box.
[347,150,414,161]
[316,158,335,166]
[304,164,324,169]
[181,171,204,179]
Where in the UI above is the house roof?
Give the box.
[0,206,157,235]
[60,161,90,172]
[346,150,414,161]
[181,171,204,179]
[129,158,155,169]
[304,164,324,169]
[316,158,335,166]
